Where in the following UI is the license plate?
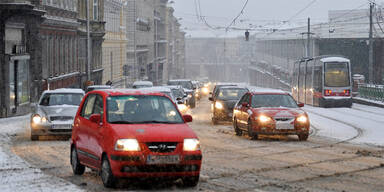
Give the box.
[146,155,180,164]
[52,124,71,129]
[275,123,294,130]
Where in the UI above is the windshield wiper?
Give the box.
[109,121,135,124]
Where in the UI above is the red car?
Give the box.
[70,89,202,188]
[233,90,310,141]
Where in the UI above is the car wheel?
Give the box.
[190,98,196,108]
[31,134,39,141]
[101,156,116,188]
[247,120,258,140]
[233,118,242,136]
[182,176,199,187]
[212,116,218,125]
[298,134,309,141]
[71,147,85,175]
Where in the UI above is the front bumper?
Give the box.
[213,109,233,121]
[252,122,309,135]
[109,152,202,178]
[31,123,72,136]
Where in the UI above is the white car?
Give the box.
[30,88,85,140]
[132,81,153,88]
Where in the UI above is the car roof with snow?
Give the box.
[100,89,168,97]
[42,88,85,95]
[219,86,248,90]
[132,81,153,86]
[139,86,172,93]
[168,79,191,82]
[248,87,288,95]
[87,85,112,89]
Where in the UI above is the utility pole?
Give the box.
[86,0,91,82]
[307,17,311,58]
[369,3,374,84]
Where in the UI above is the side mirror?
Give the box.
[298,103,304,108]
[209,97,213,101]
[183,114,193,123]
[89,114,102,124]
[241,102,249,107]
[176,97,182,101]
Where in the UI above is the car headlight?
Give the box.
[115,139,141,151]
[187,94,192,98]
[183,138,200,151]
[257,115,273,123]
[215,102,223,109]
[202,87,209,94]
[32,114,48,124]
[296,115,308,123]
[178,104,188,112]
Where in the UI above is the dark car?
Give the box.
[209,86,248,124]
[168,79,196,108]
[210,83,240,101]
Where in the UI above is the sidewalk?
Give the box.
[352,97,384,108]
[0,115,82,192]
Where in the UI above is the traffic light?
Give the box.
[245,30,250,41]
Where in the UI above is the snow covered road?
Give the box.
[304,103,384,147]
[0,115,82,192]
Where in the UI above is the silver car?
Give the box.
[30,88,85,140]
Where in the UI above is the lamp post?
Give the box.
[86,0,91,82]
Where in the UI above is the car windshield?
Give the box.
[39,93,84,106]
[252,94,298,108]
[217,88,248,100]
[168,81,193,90]
[107,95,184,124]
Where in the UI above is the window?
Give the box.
[93,0,99,20]
[81,95,96,119]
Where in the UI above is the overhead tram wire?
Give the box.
[225,0,250,31]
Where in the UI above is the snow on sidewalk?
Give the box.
[0,115,83,192]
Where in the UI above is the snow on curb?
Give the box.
[0,115,83,192]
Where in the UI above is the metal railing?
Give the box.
[358,84,384,102]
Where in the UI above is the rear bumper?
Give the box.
[109,153,202,178]
[320,97,352,108]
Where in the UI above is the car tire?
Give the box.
[190,98,196,108]
[182,176,199,187]
[101,156,116,188]
[233,118,242,136]
[31,134,39,141]
[298,134,309,141]
[212,116,218,125]
[247,120,258,140]
[71,147,85,175]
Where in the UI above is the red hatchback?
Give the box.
[70,89,202,188]
[233,90,310,141]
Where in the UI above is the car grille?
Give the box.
[50,116,73,121]
[146,142,178,153]
[274,117,294,122]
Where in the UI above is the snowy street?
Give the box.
[1,99,383,191]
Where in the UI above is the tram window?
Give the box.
[324,62,350,87]
[313,66,322,92]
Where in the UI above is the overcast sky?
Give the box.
[172,0,384,37]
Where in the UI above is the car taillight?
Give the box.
[324,89,332,96]
[344,89,351,96]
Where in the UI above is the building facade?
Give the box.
[102,0,127,87]
[0,0,105,118]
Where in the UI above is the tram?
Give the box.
[291,56,353,107]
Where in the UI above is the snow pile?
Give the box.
[0,115,83,192]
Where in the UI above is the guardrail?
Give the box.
[358,84,384,102]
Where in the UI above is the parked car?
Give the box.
[168,79,196,108]
[30,88,85,140]
[132,81,153,88]
[233,89,310,141]
[209,86,248,124]
[86,85,112,93]
[70,89,202,188]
